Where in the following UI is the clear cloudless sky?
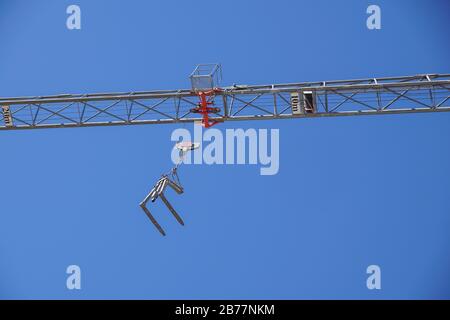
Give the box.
[0,0,449,299]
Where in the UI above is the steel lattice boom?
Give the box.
[1,73,449,131]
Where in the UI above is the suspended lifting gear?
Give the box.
[139,142,199,236]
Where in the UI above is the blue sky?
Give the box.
[0,0,449,299]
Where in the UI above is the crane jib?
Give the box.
[0,73,449,131]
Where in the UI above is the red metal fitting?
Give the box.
[190,88,223,128]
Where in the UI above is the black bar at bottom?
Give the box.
[0,300,447,318]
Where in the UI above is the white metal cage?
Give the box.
[189,63,222,91]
